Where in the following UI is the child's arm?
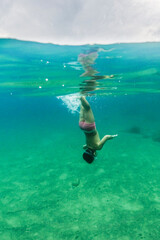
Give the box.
[98,134,118,150]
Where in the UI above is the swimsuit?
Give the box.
[79,121,96,133]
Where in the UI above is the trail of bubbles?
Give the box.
[57,93,81,114]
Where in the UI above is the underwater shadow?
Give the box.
[122,126,142,135]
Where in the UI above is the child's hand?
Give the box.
[83,144,88,149]
[112,134,118,137]
[105,134,118,140]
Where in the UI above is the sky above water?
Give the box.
[0,0,160,45]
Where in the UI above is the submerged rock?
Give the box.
[152,132,160,143]
[72,178,80,188]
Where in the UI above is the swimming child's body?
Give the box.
[79,96,117,163]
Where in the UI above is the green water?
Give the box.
[0,39,160,239]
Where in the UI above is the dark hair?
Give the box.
[83,149,95,164]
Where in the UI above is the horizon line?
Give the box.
[0,37,160,46]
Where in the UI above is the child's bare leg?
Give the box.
[79,104,85,122]
[80,96,95,123]
[80,96,90,110]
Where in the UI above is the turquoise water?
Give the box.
[0,39,160,239]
